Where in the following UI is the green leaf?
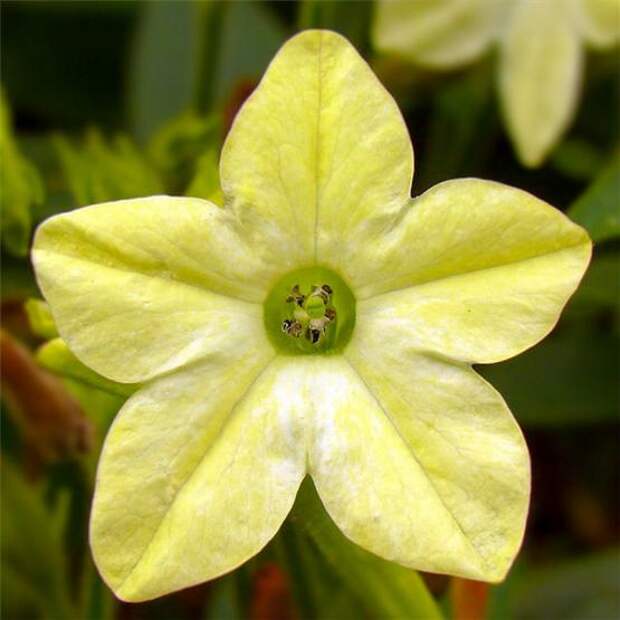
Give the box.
[0,91,44,256]
[479,325,619,427]
[1,461,75,620]
[1,563,45,620]
[510,551,620,620]
[129,1,285,140]
[129,1,208,142]
[417,61,497,191]
[129,0,285,143]
[36,338,139,398]
[25,298,58,340]
[53,129,163,206]
[208,2,287,109]
[1,252,38,299]
[273,520,365,620]
[290,478,443,620]
[568,152,620,242]
[61,378,126,484]
[298,0,373,51]
[564,251,619,319]
[63,379,125,435]
[81,558,117,620]
[186,147,223,204]
[19,133,78,222]
[203,573,245,620]
[549,138,604,181]
[148,112,221,194]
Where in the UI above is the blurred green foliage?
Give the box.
[288,479,441,619]
[1,1,618,619]
[569,152,620,242]
[53,130,163,205]
[2,462,73,620]
[36,339,139,399]
[0,92,44,257]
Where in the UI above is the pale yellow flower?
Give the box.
[32,30,591,601]
[374,0,620,166]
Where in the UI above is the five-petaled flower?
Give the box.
[373,0,620,167]
[32,30,591,602]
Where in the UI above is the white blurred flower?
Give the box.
[374,0,620,167]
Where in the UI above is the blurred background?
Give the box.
[1,1,618,619]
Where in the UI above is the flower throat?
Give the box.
[263,266,356,355]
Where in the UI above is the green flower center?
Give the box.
[263,266,356,355]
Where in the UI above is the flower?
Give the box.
[32,30,591,602]
[373,0,620,167]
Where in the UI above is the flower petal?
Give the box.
[373,0,502,69]
[353,179,590,364]
[307,353,529,582]
[577,0,620,48]
[32,196,276,383]
[220,29,413,265]
[499,0,583,167]
[90,353,306,602]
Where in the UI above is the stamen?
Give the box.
[311,284,332,304]
[283,283,337,345]
[307,327,322,344]
[286,284,305,307]
[263,265,355,355]
[282,319,303,337]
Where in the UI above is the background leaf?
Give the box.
[416,60,498,191]
[0,92,44,256]
[298,0,373,52]
[147,112,221,194]
[207,1,287,109]
[290,478,443,620]
[54,130,163,205]
[1,461,75,620]
[24,298,58,340]
[568,152,620,242]
[511,550,620,619]
[36,339,139,399]
[487,551,620,620]
[479,324,619,427]
[129,1,207,143]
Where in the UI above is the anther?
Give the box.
[286,284,305,307]
[282,319,303,337]
[281,319,293,333]
[311,284,332,304]
[307,327,322,344]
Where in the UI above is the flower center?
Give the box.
[263,266,356,355]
